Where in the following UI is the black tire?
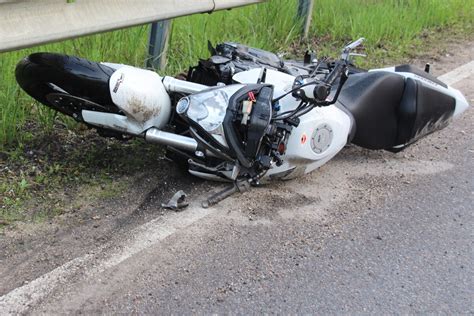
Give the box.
[15,53,120,121]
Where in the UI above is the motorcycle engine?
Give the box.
[176,84,292,182]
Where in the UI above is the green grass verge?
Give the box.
[0,130,166,227]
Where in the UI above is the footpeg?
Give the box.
[202,180,250,208]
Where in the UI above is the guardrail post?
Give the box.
[146,20,171,70]
[297,0,314,39]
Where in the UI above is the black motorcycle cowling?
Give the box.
[187,42,318,86]
[223,85,273,168]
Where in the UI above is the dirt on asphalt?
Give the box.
[0,39,472,313]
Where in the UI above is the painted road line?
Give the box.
[0,205,215,315]
[437,60,474,86]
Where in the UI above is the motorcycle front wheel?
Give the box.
[15,53,121,122]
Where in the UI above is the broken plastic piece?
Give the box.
[162,190,189,210]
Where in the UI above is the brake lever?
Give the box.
[344,37,365,51]
[341,37,365,62]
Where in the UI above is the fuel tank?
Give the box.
[233,68,354,180]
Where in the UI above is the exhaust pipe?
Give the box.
[145,128,197,152]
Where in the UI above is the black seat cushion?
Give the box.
[339,71,456,152]
[338,72,405,149]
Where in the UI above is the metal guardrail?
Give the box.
[1,0,315,71]
[146,0,315,69]
[0,0,264,53]
[297,0,315,39]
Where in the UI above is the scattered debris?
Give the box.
[162,190,188,210]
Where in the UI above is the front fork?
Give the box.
[162,76,208,94]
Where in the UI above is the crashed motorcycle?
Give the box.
[15,38,469,206]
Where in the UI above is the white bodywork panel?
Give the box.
[266,105,351,180]
[233,68,295,99]
[100,62,127,71]
[234,68,353,180]
[109,66,171,130]
[82,110,145,135]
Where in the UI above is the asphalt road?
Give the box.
[1,43,473,314]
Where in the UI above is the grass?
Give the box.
[0,0,473,226]
[0,129,166,226]
[309,0,474,63]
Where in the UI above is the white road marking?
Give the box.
[1,60,473,315]
[437,60,474,86]
[0,205,214,314]
[0,252,101,314]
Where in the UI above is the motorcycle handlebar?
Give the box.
[343,37,365,53]
[310,38,365,102]
[323,60,346,87]
[277,38,365,105]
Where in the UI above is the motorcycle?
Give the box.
[15,38,469,206]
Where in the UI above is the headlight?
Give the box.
[177,85,243,145]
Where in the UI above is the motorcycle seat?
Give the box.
[338,70,455,152]
[338,71,404,150]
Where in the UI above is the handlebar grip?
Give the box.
[297,84,328,102]
[294,80,332,102]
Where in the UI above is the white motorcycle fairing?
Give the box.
[266,105,352,179]
[83,67,210,136]
[233,68,354,180]
[83,66,171,135]
[109,66,171,130]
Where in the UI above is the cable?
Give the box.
[272,80,322,103]
[272,100,305,120]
